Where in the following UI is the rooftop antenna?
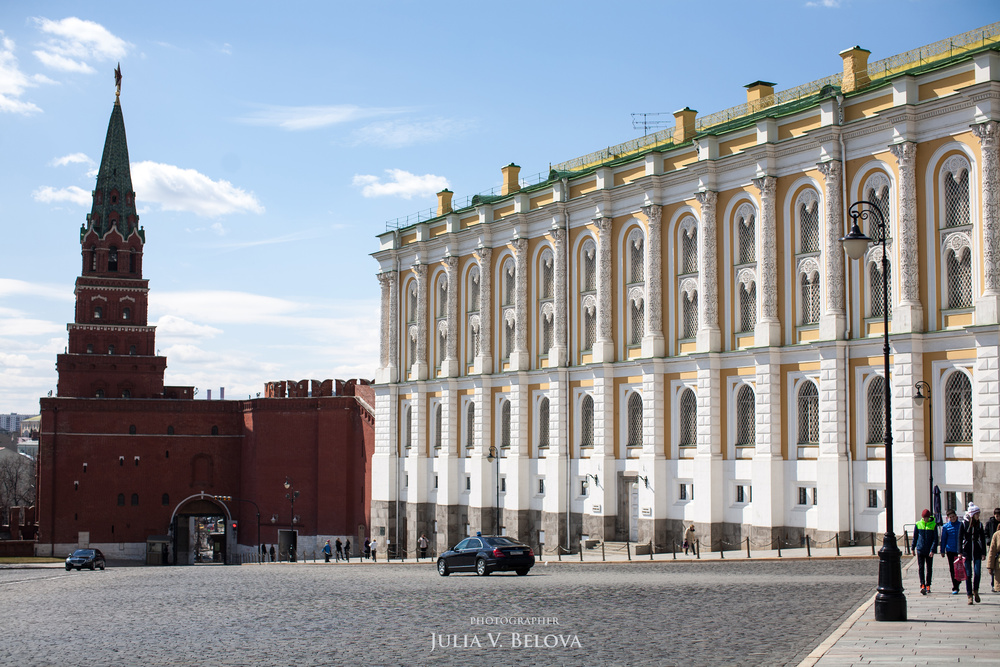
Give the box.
[631,112,673,136]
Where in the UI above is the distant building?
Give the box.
[0,413,35,434]
[37,89,375,562]
[371,24,1000,555]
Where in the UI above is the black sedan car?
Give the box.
[65,548,106,571]
[437,536,534,576]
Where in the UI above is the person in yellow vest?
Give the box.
[911,509,938,595]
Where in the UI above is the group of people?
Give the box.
[321,538,352,562]
[911,504,1000,605]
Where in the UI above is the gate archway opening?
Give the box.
[169,493,233,565]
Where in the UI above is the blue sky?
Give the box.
[0,1,994,413]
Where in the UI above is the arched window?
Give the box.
[944,372,972,443]
[434,403,442,450]
[629,295,644,345]
[167,425,175,435]
[869,256,892,319]
[129,345,137,355]
[129,425,136,434]
[943,157,971,228]
[131,493,139,506]
[468,265,481,364]
[121,389,130,398]
[90,246,97,272]
[737,205,756,264]
[797,381,819,445]
[95,389,105,398]
[580,394,594,448]
[161,493,169,506]
[538,397,550,449]
[946,245,973,309]
[117,493,125,506]
[865,174,891,240]
[108,246,118,272]
[503,313,515,361]
[403,405,412,449]
[801,271,821,324]
[679,388,697,446]
[211,425,219,436]
[798,192,820,253]
[739,280,757,333]
[122,307,131,321]
[407,283,417,323]
[582,295,596,352]
[466,401,475,449]
[500,399,511,449]
[502,258,516,306]
[437,275,448,318]
[468,266,480,312]
[541,304,554,355]
[735,384,755,446]
[540,250,554,299]
[681,221,698,274]
[626,392,643,447]
[867,375,886,444]
[681,284,698,340]
[94,306,103,320]
[582,240,597,292]
[108,345,115,355]
[627,229,645,284]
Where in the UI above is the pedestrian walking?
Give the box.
[269,544,276,563]
[961,504,987,604]
[418,533,429,561]
[912,509,938,594]
[986,508,1000,591]
[988,520,1000,593]
[940,509,962,594]
[363,538,371,560]
[684,524,697,555]
[344,539,351,562]
[335,538,343,562]
[322,539,332,563]
[370,538,378,562]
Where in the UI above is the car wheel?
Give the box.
[90,562,96,571]
[476,558,490,576]
[66,565,72,571]
[516,568,529,576]
[99,563,105,570]
[437,559,449,577]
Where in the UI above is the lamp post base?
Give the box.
[874,531,907,622]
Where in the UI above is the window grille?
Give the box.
[501,399,511,448]
[797,381,819,444]
[504,318,514,360]
[630,300,644,344]
[947,248,973,309]
[504,261,516,306]
[798,487,808,505]
[583,243,596,291]
[438,280,448,318]
[583,306,596,351]
[739,213,756,264]
[682,226,698,274]
[799,200,819,253]
[627,392,643,447]
[869,260,892,319]
[944,372,973,443]
[945,490,957,513]
[469,269,480,312]
[466,402,475,448]
[868,489,879,508]
[409,334,416,367]
[801,273,821,324]
[740,283,757,332]
[438,330,446,366]
[538,398,549,448]
[867,375,886,444]
[541,255,554,299]
[580,395,594,447]
[471,321,481,359]
[408,287,417,323]
[944,169,970,228]
[403,406,412,449]
[434,404,442,449]
[542,312,553,353]
[629,234,645,283]
[683,291,698,339]
[867,185,891,242]
[735,384,755,446]
[679,389,697,446]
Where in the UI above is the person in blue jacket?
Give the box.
[939,508,963,594]
[911,509,938,594]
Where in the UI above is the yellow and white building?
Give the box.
[371,24,1000,555]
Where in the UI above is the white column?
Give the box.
[510,237,530,370]
[412,263,428,380]
[890,337,925,528]
[642,205,664,357]
[592,369,615,528]
[816,343,850,538]
[694,355,723,548]
[751,352,783,534]
[593,216,615,363]
[695,191,721,352]
[376,271,398,384]
[974,121,1000,324]
[752,176,781,346]
[442,256,459,377]
[889,141,923,333]
[817,161,847,340]
[972,329,1000,510]
[475,246,493,375]
[551,226,569,367]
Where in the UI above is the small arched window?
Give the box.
[129,425,136,434]
[122,307,131,321]
[108,246,118,272]
[682,289,699,340]
[679,388,697,447]
[946,246,973,309]
[798,193,820,253]
[582,240,597,292]
[627,392,643,447]
[162,493,170,506]
[627,229,645,284]
[129,345,137,355]
[739,281,757,333]
[94,306,103,320]
[580,394,594,448]
[466,401,475,449]
[468,266,480,313]
[944,372,973,443]
[737,205,756,264]
[434,404,442,449]
[108,345,115,355]
[735,385,756,446]
[403,405,412,449]
[90,246,97,272]
[117,493,125,506]
[867,375,886,444]
[121,389,130,398]
[95,389,105,398]
[86,344,94,354]
[500,399,511,449]
[801,271,821,325]
[211,425,219,436]
[540,250,554,299]
[797,381,819,445]
[943,159,971,228]
[538,397,550,449]
[167,426,175,435]
[502,258,516,307]
[869,257,892,319]
[681,222,698,274]
[131,493,139,506]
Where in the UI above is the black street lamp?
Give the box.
[913,380,934,513]
[841,199,906,622]
[486,445,500,536]
[284,477,300,561]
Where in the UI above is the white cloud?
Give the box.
[352,169,448,199]
[131,161,264,217]
[0,33,42,114]
[153,315,223,340]
[32,17,131,73]
[0,279,74,301]
[32,185,90,206]
[51,152,94,168]
[805,0,840,6]
[239,104,412,131]
[151,290,305,325]
[0,316,65,337]
[349,117,473,148]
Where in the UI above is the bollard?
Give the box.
[806,535,811,557]
[720,540,725,559]
[649,540,654,561]
[777,539,782,558]
[558,546,562,562]
[601,541,605,562]
[746,536,751,559]
[627,542,632,561]
[695,540,700,560]
[836,533,841,557]
[579,542,584,562]
[672,539,676,560]
[539,543,544,562]
[871,532,876,556]
[903,531,910,555]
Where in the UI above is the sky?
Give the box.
[0,1,995,414]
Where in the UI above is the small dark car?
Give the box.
[65,548,106,571]
[437,536,534,576]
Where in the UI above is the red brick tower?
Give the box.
[55,91,166,399]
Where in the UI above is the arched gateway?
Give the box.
[169,493,234,565]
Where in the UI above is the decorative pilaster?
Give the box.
[751,352,784,536]
[443,256,460,377]
[694,190,721,352]
[817,161,846,340]
[974,121,1000,324]
[412,263,428,380]
[475,246,493,375]
[594,216,615,363]
[889,141,923,332]
[641,205,664,357]
[510,237,530,370]
[551,226,569,367]
[376,271,398,383]
[752,176,781,346]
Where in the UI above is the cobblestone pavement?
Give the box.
[0,558,877,666]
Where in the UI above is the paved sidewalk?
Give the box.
[801,556,1000,665]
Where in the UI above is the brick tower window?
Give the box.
[108,246,118,272]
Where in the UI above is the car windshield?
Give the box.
[484,537,519,546]
[71,550,95,557]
